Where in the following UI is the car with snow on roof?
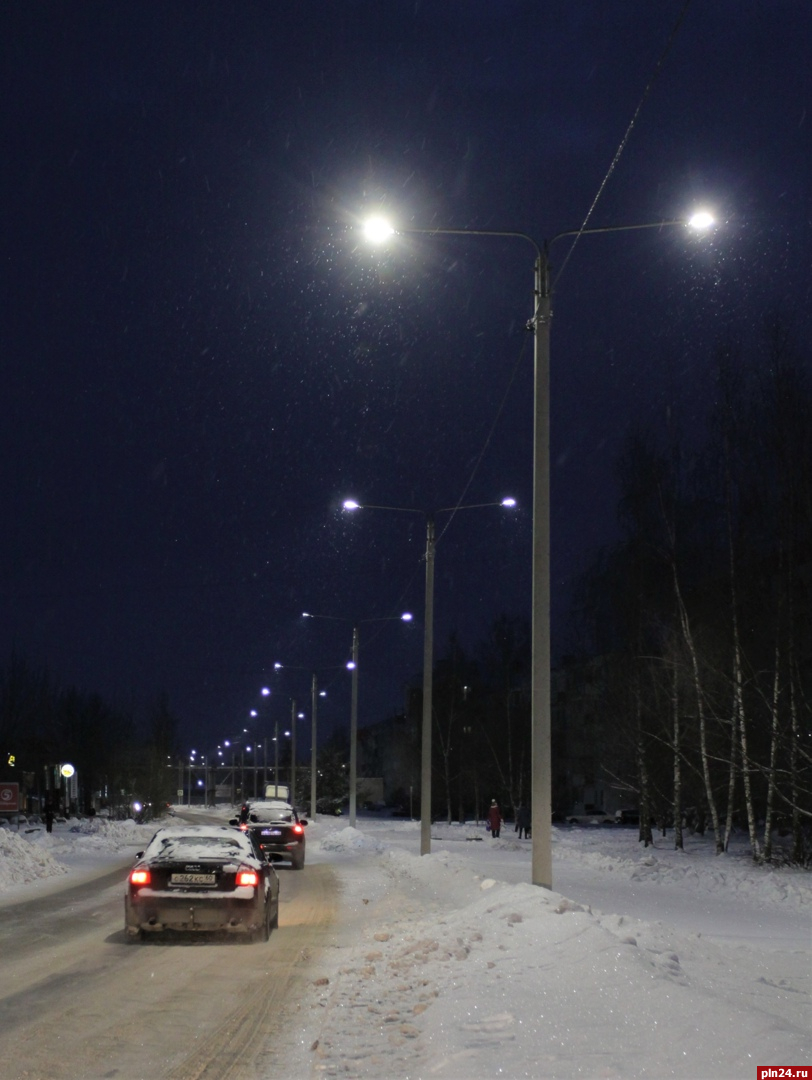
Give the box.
[124,824,279,942]
[231,800,307,870]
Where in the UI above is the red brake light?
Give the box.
[239,823,249,832]
[130,868,150,886]
[292,824,304,835]
[236,868,259,887]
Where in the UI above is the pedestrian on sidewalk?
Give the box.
[487,799,503,838]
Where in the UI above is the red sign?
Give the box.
[0,782,20,812]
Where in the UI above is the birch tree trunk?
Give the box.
[671,649,683,851]
[673,569,724,853]
[763,640,781,862]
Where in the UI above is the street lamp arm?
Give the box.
[346,500,515,517]
[436,500,515,514]
[548,218,686,251]
[398,225,542,263]
[346,503,426,516]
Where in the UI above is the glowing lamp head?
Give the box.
[346,660,356,671]
[501,497,517,508]
[261,687,271,696]
[363,216,395,244]
[688,210,714,231]
[401,612,413,621]
[342,500,361,511]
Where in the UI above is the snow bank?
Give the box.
[0,816,156,893]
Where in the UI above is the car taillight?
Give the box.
[239,823,249,832]
[236,868,259,887]
[130,868,150,886]
[292,824,304,835]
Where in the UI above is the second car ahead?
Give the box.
[232,800,307,870]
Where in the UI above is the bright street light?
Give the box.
[362,211,716,887]
[688,210,715,230]
[362,215,395,243]
[342,496,517,855]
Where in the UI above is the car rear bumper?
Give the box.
[125,893,264,934]
[259,842,303,862]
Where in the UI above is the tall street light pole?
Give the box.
[343,498,517,856]
[311,673,319,821]
[290,699,297,807]
[303,611,412,828]
[349,626,360,826]
[363,212,715,887]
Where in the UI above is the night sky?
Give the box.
[2,1,810,753]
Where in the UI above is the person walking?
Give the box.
[487,799,503,838]
[44,802,55,834]
[515,804,531,839]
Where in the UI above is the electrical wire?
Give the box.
[553,0,694,291]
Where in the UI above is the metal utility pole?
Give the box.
[420,517,435,856]
[290,699,297,807]
[310,673,319,819]
[349,628,359,827]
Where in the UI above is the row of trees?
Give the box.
[573,328,811,862]
[385,329,810,865]
[0,654,179,816]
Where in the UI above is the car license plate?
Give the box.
[261,828,282,837]
[170,872,215,886]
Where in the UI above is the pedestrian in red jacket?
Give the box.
[487,799,503,838]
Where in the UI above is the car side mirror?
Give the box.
[135,851,144,859]
[228,818,239,826]
[299,819,308,826]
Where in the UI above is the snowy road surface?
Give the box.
[0,851,339,1080]
[0,811,809,1079]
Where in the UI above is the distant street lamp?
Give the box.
[303,610,412,826]
[267,665,330,817]
[343,497,517,855]
[363,211,715,886]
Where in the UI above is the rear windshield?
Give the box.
[250,810,293,823]
[147,834,249,860]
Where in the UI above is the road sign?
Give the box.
[0,783,20,812]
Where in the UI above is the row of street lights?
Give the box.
[302,611,412,828]
[341,498,517,854]
[229,207,715,888]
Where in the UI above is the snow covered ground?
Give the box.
[1,810,809,1079]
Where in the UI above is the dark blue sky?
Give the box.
[2,1,810,752]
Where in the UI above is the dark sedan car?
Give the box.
[125,824,279,942]
[232,800,307,870]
